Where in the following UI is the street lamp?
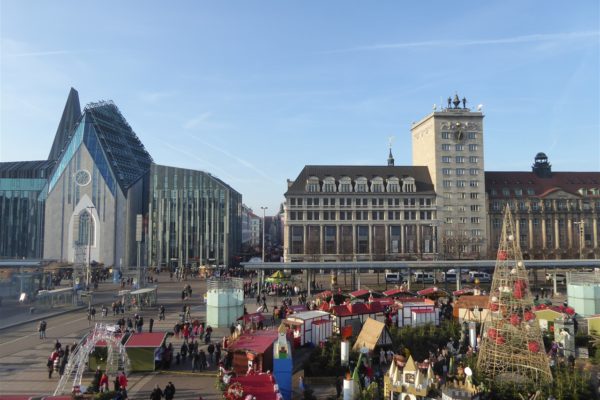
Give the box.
[261,207,268,262]
[86,206,95,291]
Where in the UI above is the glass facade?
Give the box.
[148,164,242,268]
[0,178,47,258]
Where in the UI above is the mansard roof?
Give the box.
[285,165,435,195]
[485,171,600,198]
[48,88,81,161]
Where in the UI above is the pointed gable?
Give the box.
[403,355,417,373]
[48,88,82,161]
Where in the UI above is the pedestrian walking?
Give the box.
[164,382,176,400]
[149,318,154,333]
[47,356,54,379]
[159,305,165,320]
[39,320,47,339]
[207,342,215,364]
[150,384,163,400]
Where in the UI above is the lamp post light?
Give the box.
[260,206,268,297]
[261,207,268,262]
[86,206,95,292]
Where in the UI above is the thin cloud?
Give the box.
[326,31,600,53]
[5,50,73,57]
[182,112,213,130]
[185,133,280,185]
[139,91,176,104]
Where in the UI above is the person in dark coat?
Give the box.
[150,384,163,400]
[164,382,176,400]
[149,318,154,333]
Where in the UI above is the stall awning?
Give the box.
[227,331,278,354]
[350,289,370,298]
[417,287,448,298]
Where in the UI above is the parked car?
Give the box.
[412,271,435,284]
[468,271,491,283]
[385,272,407,284]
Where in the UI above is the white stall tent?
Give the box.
[284,310,330,346]
[311,319,333,345]
[411,308,438,326]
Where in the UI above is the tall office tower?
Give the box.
[411,94,487,259]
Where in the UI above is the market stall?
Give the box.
[124,332,168,371]
[283,310,331,346]
[226,330,279,376]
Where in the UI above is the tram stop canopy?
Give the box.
[129,286,158,309]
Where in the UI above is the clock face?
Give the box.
[74,169,91,186]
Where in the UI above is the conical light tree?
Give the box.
[477,205,552,385]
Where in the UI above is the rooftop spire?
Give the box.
[48,87,82,161]
[387,136,395,166]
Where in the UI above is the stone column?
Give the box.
[593,216,598,249]
[541,216,547,250]
[567,218,573,250]
[554,217,560,250]
[528,215,534,250]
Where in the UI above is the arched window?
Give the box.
[78,210,95,246]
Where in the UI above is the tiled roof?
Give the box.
[285,165,434,195]
[485,171,600,199]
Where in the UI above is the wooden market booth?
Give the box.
[226,330,279,376]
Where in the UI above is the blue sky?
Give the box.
[1,1,598,213]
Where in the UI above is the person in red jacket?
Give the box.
[99,372,109,392]
[118,371,128,390]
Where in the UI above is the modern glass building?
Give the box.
[0,161,53,258]
[0,88,243,271]
[148,164,242,269]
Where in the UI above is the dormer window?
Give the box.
[355,177,368,193]
[402,177,416,193]
[305,176,320,193]
[339,176,352,192]
[371,176,384,193]
[387,177,400,193]
[322,177,336,193]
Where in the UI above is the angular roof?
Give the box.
[331,301,385,317]
[352,317,392,351]
[285,165,434,195]
[84,101,153,191]
[485,171,600,199]
[48,88,81,161]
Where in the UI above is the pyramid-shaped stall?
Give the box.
[477,205,552,385]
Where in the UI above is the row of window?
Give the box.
[441,156,479,163]
[492,217,594,231]
[441,143,479,151]
[442,180,481,188]
[442,168,480,176]
[288,197,434,207]
[306,176,416,193]
[443,192,480,199]
[443,229,483,236]
[441,132,478,140]
[491,199,600,212]
[289,210,434,221]
[445,217,482,224]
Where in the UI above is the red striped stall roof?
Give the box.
[227,330,278,354]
